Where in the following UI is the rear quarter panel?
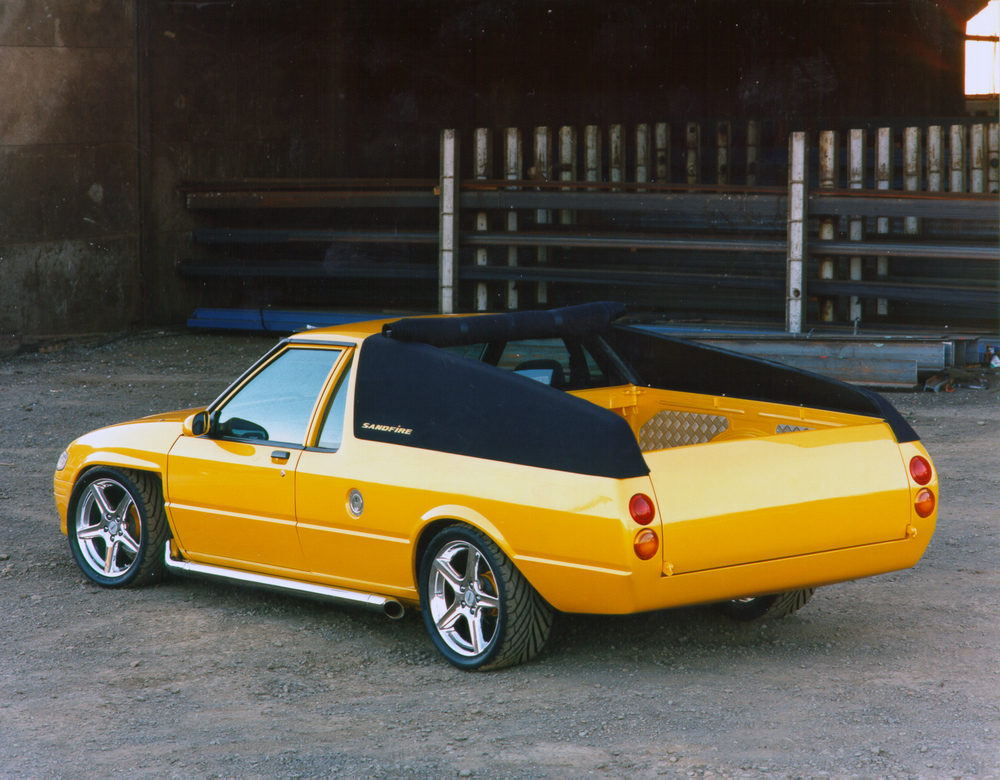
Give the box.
[644,421,913,576]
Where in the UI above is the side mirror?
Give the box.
[183,411,210,437]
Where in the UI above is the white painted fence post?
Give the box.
[584,125,601,191]
[439,129,458,314]
[534,126,551,304]
[716,122,730,185]
[654,122,670,182]
[970,124,985,193]
[849,129,866,323]
[818,130,838,323]
[786,131,808,334]
[950,124,966,192]
[635,124,650,184]
[609,124,624,191]
[474,128,492,312]
[685,123,700,184]
[988,123,999,195]
[927,126,943,193]
[876,128,892,317]
[559,126,577,225]
[746,120,760,186]
[904,127,922,238]
[505,127,522,310]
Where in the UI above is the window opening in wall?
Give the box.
[966,0,1000,95]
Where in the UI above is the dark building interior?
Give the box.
[1,0,996,338]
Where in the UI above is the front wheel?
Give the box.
[68,467,169,588]
[419,525,553,671]
[717,589,815,621]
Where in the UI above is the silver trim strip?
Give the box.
[163,546,405,619]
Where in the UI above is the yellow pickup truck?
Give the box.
[55,303,937,670]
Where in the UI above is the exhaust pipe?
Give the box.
[164,545,405,619]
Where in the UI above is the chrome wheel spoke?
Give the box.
[468,611,489,654]
[88,482,116,517]
[463,546,481,584]
[110,493,136,525]
[435,600,464,633]
[433,557,464,593]
[104,540,120,574]
[117,530,140,556]
[474,589,500,611]
[77,523,107,542]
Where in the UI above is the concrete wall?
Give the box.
[1,0,138,337]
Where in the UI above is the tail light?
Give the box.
[909,456,932,485]
[629,493,656,525]
[914,489,935,518]
[634,529,659,560]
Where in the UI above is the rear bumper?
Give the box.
[523,529,934,615]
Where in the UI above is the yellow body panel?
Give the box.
[166,436,305,573]
[54,318,938,618]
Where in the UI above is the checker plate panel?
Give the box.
[639,411,730,451]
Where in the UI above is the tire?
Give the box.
[717,589,815,622]
[67,467,169,588]
[419,525,553,671]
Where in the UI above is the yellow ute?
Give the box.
[54,303,937,670]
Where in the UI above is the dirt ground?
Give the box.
[1,329,998,779]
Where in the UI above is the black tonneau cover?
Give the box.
[367,303,917,464]
[354,334,650,479]
[603,325,918,444]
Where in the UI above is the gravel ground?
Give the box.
[1,330,998,779]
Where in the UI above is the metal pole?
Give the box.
[534,126,551,304]
[818,130,838,323]
[716,121,731,185]
[685,123,701,185]
[989,123,999,195]
[848,129,865,323]
[786,131,808,334]
[746,120,760,186]
[635,124,650,184]
[903,127,922,237]
[927,126,943,193]
[439,129,458,314]
[584,125,601,191]
[609,124,624,191]
[505,127,522,310]
[558,126,577,225]
[876,127,892,317]
[654,122,670,182]
[949,124,966,193]
[474,128,492,312]
[970,124,985,193]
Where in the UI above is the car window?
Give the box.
[496,339,612,390]
[315,358,353,450]
[215,347,343,445]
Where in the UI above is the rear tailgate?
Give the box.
[643,421,910,575]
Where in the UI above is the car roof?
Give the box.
[288,317,400,343]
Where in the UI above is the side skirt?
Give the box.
[163,545,405,619]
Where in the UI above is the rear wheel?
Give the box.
[68,467,168,588]
[419,525,552,671]
[717,589,815,621]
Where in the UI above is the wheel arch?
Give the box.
[413,505,515,587]
[65,463,167,532]
[73,453,165,487]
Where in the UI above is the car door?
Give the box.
[166,345,346,575]
[294,353,415,592]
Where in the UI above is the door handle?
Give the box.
[271,450,290,461]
